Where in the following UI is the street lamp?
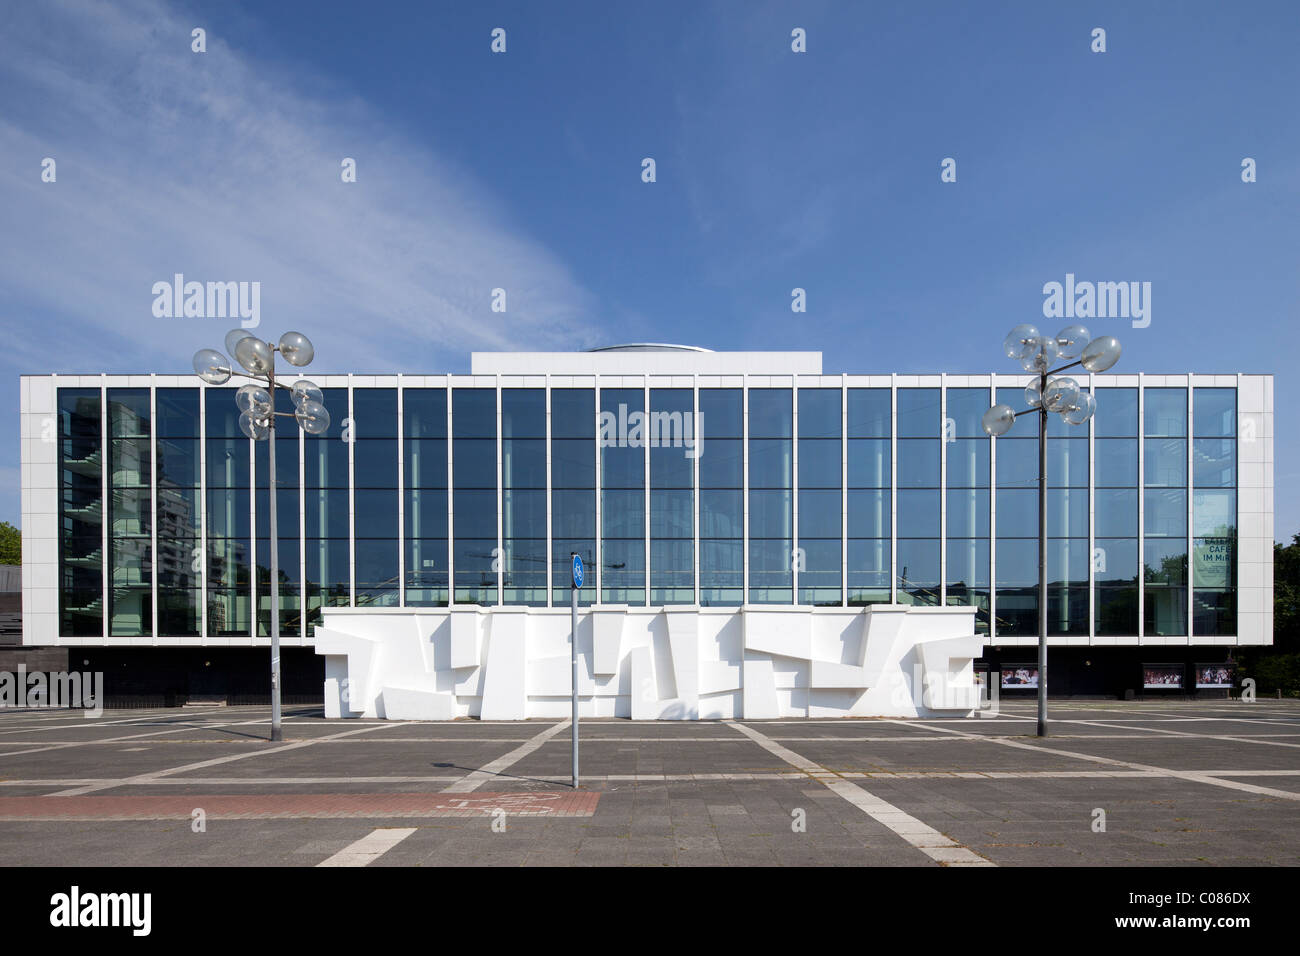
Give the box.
[982,325,1121,737]
[193,330,330,742]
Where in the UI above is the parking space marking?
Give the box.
[46,723,396,796]
[725,721,994,867]
[1058,717,1300,750]
[888,720,1300,801]
[317,828,416,866]
[442,719,571,793]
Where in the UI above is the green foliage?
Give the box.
[0,522,19,565]
[1239,534,1300,695]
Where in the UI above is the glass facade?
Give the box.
[1094,387,1139,635]
[699,389,742,605]
[403,388,448,607]
[945,389,990,634]
[50,378,1244,641]
[58,388,103,636]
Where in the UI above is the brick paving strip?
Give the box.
[0,790,599,821]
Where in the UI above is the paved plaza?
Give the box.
[0,700,1296,866]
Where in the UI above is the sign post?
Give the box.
[570,552,583,789]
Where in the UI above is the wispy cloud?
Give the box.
[0,0,600,377]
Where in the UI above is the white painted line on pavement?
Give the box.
[885,720,1300,801]
[725,721,994,867]
[442,719,571,793]
[317,828,417,867]
[47,723,395,796]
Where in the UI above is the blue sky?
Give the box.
[2,0,1297,538]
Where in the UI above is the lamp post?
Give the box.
[193,330,330,742]
[982,325,1121,737]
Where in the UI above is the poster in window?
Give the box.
[1195,663,1232,689]
[1001,666,1038,689]
[1143,664,1183,689]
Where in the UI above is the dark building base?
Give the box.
[52,647,325,707]
[982,646,1238,700]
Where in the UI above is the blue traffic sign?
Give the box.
[571,553,584,588]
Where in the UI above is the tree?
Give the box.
[1273,533,1300,654]
[0,522,19,565]
[1239,533,1300,695]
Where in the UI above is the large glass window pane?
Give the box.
[995,488,1037,538]
[847,489,890,538]
[700,489,743,537]
[698,389,742,437]
[406,536,448,607]
[698,389,742,606]
[946,439,988,488]
[946,488,988,538]
[1047,488,1088,538]
[748,538,792,604]
[698,439,742,487]
[502,388,546,438]
[1095,489,1138,537]
[1193,388,1236,438]
[896,489,939,538]
[896,538,939,601]
[1144,489,1187,538]
[995,438,1038,486]
[551,389,596,604]
[302,388,348,632]
[1095,438,1138,486]
[648,389,695,604]
[896,439,939,488]
[1192,439,1235,487]
[749,438,792,488]
[108,389,151,636]
[798,489,841,539]
[1093,388,1138,437]
[749,389,791,438]
[155,389,200,635]
[59,389,104,636]
[847,389,890,438]
[798,388,840,438]
[1144,438,1187,487]
[848,440,890,487]
[1145,388,1187,437]
[453,389,497,604]
[946,388,991,438]
[502,389,546,605]
[896,389,939,438]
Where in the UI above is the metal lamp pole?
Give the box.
[1036,368,1048,738]
[267,356,282,741]
[983,326,1121,738]
[192,331,329,744]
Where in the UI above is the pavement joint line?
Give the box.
[725,721,994,867]
[1126,710,1300,729]
[316,828,418,866]
[0,722,256,759]
[0,707,238,737]
[5,767,1300,789]
[880,719,1300,802]
[5,730,1290,746]
[43,723,396,797]
[1058,717,1300,750]
[441,719,571,793]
